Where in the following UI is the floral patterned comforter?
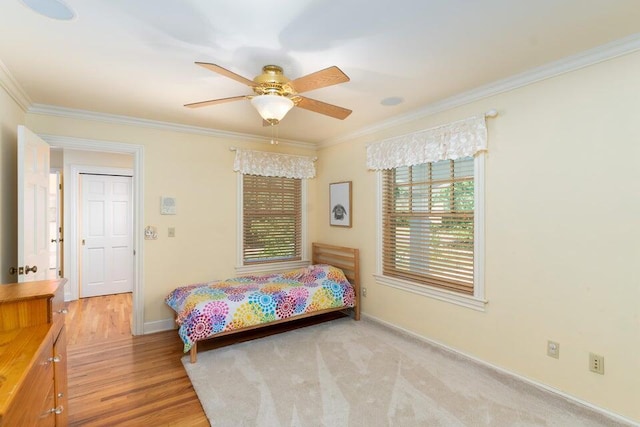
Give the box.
[165,264,355,352]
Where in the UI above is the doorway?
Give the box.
[42,135,144,336]
[80,172,133,297]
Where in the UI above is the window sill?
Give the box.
[373,274,487,312]
[236,260,310,276]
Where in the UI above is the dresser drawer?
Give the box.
[2,333,56,426]
[50,283,67,331]
[53,326,68,426]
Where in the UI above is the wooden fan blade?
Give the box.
[295,96,352,120]
[184,95,247,108]
[289,66,350,94]
[195,62,256,87]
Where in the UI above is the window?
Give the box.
[368,114,488,310]
[377,155,485,310]
[382,157,475,291]
[232,148,314,275]
[241,174,303,267]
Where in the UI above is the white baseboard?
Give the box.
[361,312,638,426]
[143,318,176,334]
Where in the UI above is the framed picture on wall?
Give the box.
[330,181,352,227]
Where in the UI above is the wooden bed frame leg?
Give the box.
[190,343,197,363]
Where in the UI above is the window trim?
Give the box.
[375,154,487,311]
[236,173,309,275]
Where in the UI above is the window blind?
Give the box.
[243,174,302,264]
[382,157,475,294]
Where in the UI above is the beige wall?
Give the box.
[315,51,640,422]
[24,113,318,325]
[0,88,26,283]
[63,149,134,170]
[50,149,63,168]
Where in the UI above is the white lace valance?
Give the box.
[366,115,487,170]
[233,148,316,179]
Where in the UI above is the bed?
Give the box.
[165,243,360,363]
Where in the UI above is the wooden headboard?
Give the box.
[312,242,361,320]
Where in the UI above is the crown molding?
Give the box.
[5,33,640,150]
[27,103,316,149]
[0,56,310,147]
[319,32,640,148]
[0,59,32,111]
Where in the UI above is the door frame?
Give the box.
[41,134,144,336]
[77,167,134,298]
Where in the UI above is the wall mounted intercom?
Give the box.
[160,196,176,215]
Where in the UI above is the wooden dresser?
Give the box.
[0,279,68,426]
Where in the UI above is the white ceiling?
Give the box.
[1,0,639,144]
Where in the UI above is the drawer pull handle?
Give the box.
[57,392,64,398]
[50,406,64,415]
[49,355,62,363]
[57,308,69,314]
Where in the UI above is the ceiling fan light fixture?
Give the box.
[251,94,294,123]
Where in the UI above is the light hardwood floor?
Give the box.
[65,293,209,426]
[65,293,345,426]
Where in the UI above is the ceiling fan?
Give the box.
[184,63,352,125]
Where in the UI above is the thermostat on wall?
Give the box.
[160,196,176,215]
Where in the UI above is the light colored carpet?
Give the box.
[183,318,628,427]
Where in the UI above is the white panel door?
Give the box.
[81,174,133,297]
[17,126,50,282]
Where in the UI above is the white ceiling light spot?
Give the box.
[21,0,76,20]
[381,97,404,106]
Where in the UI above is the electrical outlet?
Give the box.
[362,287,367,297]
[589,353,604,375]
[168,227,175,237]
[547,340,560,359]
